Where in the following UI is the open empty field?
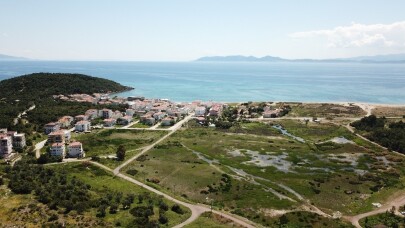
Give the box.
[72,129,167,168]
[120,119,405,226]
[285,103,366,118]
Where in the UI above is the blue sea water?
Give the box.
[0,61,404,104]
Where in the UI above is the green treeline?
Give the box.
[351,115,405,153]
[0,73,130,130]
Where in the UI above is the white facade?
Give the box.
[125,109,135,116]
[195,107,206,116]
[75,120,91,132]
[68,142,84,158]
[13,133,26,148]
[0,134,13,158]
[44,122,60,134]
[50,143,65,157]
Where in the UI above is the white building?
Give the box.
[0,134,13,158]
[125,109,135,117]
[161,117,176,126]
[85,109,98,120]
[103,118,116,127]
[100,109,113,119]
[44,122,60,135]
[195,106,206,116]
[75,120,91,132]
[50,143,65,157]
[13,133,26,148]
[68,142,84,158]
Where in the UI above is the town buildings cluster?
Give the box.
[0,128,26,159]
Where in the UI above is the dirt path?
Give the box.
[91,161,256,228]
[113,113,194,175]
[13,104,35,125]
[344,193,405,227]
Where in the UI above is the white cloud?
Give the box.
[290,21,405,49]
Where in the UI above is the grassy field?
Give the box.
[359,212,405,227]
[372,106,405,117]
[184,212,241,228]
[265,211,353,227]
[0,162,190,227]
[123,120,405,224]
[285,103,366,118]
[129,122,151,128]
[72,129,167,168]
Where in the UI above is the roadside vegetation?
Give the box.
[72,129,167,168]
[0,160,189,227]
[359,210,405,228]
[286,102,366,118]
[351,115,405,153]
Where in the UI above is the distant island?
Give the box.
[0,53,30,61]
[196,53,405,63]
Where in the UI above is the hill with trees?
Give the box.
[0,73,131,133]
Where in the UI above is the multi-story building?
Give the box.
[0,134,13,158]
[195,106,206,116]
[50,143,65,157]
[48,130,65,144]
[75,120,91,132]
[103,118,116,127]
[67,142,84,158]
[85,109,99,120]
[100,109,113,119]
[75,115,88,122]
[12,133,26,148]
[44,122,60,135]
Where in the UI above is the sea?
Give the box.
[0,61,405,104]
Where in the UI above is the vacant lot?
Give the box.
[372,106,405,117]
[72,129,167,168]
[124,120,405,224]
[286,103,366,118]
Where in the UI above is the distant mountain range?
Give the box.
[196,54,405,63]
[0,54,29,61]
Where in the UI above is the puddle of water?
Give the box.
[272,125,305,143]
[192,151,219,164]
[329,137,354,144]
[242,150,294,173]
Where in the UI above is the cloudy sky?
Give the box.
[1,0,404,61]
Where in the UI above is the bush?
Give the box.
[159,214,168,224]
[171,204,184,214]
[126,169,138,176]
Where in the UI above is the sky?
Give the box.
[1,0,405,61]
